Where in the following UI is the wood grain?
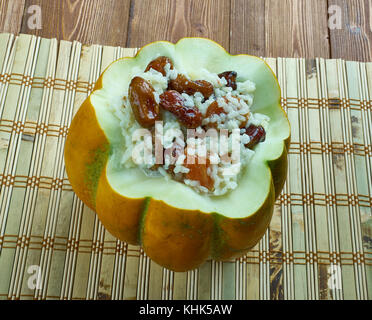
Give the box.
[1,0,372,61]
[329,0,372,61]
[0,0,25,34]
[20,0,131,46]
[265,0,330,58]
[230,0,266,56]
[127,0,230,50]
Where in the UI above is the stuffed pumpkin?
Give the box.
[64,38,290,272]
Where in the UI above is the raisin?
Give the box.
[159,90,203,128]
[168,74,214,99]
[145,56,174,76]
[244,125,266,149]
[218,71,237,90]
[129,76,161,128]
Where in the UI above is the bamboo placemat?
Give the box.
[0,33,371,300]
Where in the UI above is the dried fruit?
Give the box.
[160,90,203,128]
[168,74,214,99]
[244,125,266,149]
[129,76,161,128]
[203,101,226,129]
[184,157,214,191]
[205,101,226,118]
[145,56,174,76]
[218,71,237,90]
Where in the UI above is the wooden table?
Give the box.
[0,0,371,62]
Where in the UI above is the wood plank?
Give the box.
[20,0,131,46]
[0,0,25,34]
[265,0,330,58]
[127,0,230,50]
[230,0,266,56]
[329,0,372,62]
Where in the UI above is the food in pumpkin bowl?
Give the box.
[64,38,290,272]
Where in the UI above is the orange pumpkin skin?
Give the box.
[65,75,146,246]
[64,39,290,272]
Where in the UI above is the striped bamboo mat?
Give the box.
[0,33,371,300]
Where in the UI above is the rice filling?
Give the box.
[110,56,270,196]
